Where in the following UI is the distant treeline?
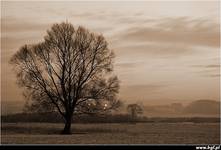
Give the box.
[1,112,220,123]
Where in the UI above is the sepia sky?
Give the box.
[1,1,220,105]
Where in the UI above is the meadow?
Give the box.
[1,122,220,144]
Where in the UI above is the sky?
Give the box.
[1,0,220,106]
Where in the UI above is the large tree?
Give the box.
[10,22,120,134]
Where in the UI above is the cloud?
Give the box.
[115,61,143,68]
[192,64,220,78]
[118,18,219,48]
[1,17,49,34]
[113,41,195,59]
[123,84,165,91]
[204,65,220,68]
[192,64,220,68]
[208,74,220,77]
[119,84,167,100]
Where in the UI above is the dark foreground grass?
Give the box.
[1,122,220,144]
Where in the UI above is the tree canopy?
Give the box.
[10,22,120,134]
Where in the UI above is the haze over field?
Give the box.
[1,1,220,113]
[1,99,220,117]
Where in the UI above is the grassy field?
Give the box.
[1,122,220,144]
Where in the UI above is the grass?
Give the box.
[1,122,220,144]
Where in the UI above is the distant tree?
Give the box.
[127,104,143,120]
[10,22,120,134]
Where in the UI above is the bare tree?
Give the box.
[10,22,120,134]
[127,104,143,120]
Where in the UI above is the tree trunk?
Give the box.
[61,115,72,134]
